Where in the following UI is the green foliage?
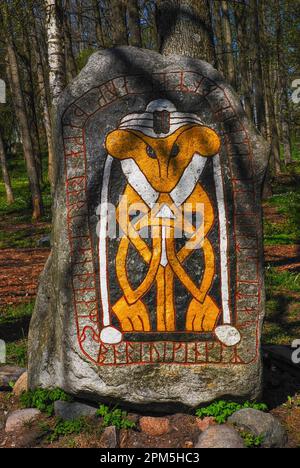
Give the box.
[240,431,265,448]
[47,417,90,443]
[20,388,72,416]
[195,401,268,424]
[0,302,34,325]
[96,404,136,430]
[76,48,96,71]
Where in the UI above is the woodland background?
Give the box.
[0,0,299,219]
[0,1,300,447]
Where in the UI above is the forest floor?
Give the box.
[0,156,300,447]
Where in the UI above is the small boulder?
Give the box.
[54,401,97,420]
[5,409,41,433]
[37,235,51,248]
[13,371,28,396]
[100,426,118,448]
[0,366,26,390]
[140,416,170,437]
[195,425,245,449]
[228,408,287,448]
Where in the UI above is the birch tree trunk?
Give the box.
[157,0,215,63]
[0,130,14,205]
[127,0,142,47]
[46,0,66,106]
[32,14,55,186]
[6,39,44,219]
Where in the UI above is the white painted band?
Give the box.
[213,154,231,325]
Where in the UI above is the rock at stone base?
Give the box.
[140,416,170,437]
[196,416,216,432]
[37,235,51,248]
[0,366,26,390]
[195,425,245,449]
[54,400,97,420]
[100,426,118,448]
[13,371,28,396]
[5,409,41,433]
[228,409,287,448]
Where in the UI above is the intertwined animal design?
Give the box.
[105,111,222,334]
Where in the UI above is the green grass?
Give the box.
[263,269,300,346]
[0,301,34,325]
[0,152,52,224]
[6,339,27,367]
[0,302,34,367]
[265,267,300,293]
[264,190,300,246]
[0,152,52,248]
[47,418,92,443]
[0,225,51,249]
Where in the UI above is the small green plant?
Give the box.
[195,401,268,424]
[240,431,265,448]
[96,404,136,430]
[47,418,89,443]
[20,388,72,416]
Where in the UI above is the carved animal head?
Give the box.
[105,124,221,193]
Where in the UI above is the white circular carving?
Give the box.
[100,326,123,345]
[215,325,241,347]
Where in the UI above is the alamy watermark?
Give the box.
[292,79,300,104]
[0,339,6,364]
[96,199,205,250]
[292,340,300,365]
[0,79,6,104]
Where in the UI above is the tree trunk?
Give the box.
[234,1,253,120]
[93,0,106,47]
[32,13,56,187]
[0,130,14,204]
[46,0,66,105]
[276,0,292,165]
[221,1,235,87]
[110,0,128,46]
[211,0,224,73]
[6,39,43,219]
[64,0,78,81]
[157,0,215,63]
[266,62,281,175]
[23,25,44,185]
[127,0,142,47]
[252,0,267,138]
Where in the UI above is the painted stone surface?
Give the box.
[28,47,269,408]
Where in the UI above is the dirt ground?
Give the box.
[0,248,50,307]
[0,205,300,448]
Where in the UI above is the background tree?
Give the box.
[0,0,299,218]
